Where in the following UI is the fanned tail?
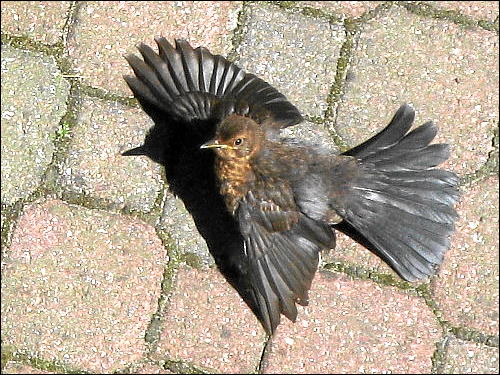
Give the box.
[341,104,459,281]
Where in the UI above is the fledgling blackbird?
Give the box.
[123,38,459,334]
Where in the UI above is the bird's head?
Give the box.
[200,114,264,160]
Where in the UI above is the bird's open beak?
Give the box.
[200,139,231,149]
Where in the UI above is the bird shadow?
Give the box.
[123,104,265,326]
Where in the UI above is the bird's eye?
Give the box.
[234,138,243,146]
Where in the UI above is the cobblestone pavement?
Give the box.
[1,1,498,374]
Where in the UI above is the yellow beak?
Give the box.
[200,140,232,149]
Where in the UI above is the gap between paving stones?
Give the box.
[400,0,499,32]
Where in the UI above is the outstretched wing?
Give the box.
[124,38,303,129]
[237,186,335,334]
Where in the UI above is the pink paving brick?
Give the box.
[66,1,242,95]
[264,272,441,374]
[156,266,267,374]
[432,176,499,336]
[263,271,441,374]
[0,1,71,45]
[1,199,168,373]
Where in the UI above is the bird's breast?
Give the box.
[215,157,254,213]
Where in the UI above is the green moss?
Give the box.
[323,29,355,152]
[431,335,452,374]
[324,32,354,120]
[399,1,498,32]
[272,1,297,10]
[1,33,62,56]
[322,261,417,291]
[77,83,138,108]
[163,359,211,374]
[27,356,89,374]
[450,326,499,347]
[1,344,15,371]
[143,230,181,352]
[3,348,89,374]
[228,2,251,61]
[459,126,499,186]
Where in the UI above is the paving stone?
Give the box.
[57,95,163,213]
[237,3,345,118]
[432,176,499,336]
[441,336,499,374]
[1,46,70,205]
[0,1,71,45]
[280,120,339,153]
[431,1,499,22]
[155,266,266,374]
[1,199,168,373]
[264,271,441,374]
[160,191,213,268]
[335,6,498,176]
[297,1,383,18]
[322,230,401,278]
[66,1,242,95]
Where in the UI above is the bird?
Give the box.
[122,38,459,335]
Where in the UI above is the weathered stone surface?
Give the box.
[264,271,441,374]
[67,1,242,95]
[237,4,345,117]
[433,176,499,336]
[156,266,266,374]
[336,6,498,176]
[1,46,70,205]
[441,336,499,374]
[57,95,163,213]
[0,1,71,45]
[1,199,167,373]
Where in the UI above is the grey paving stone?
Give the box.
[441,336,499,374]
[264,271,441,374]
[280,120,339,153]
[1,199,168,373]
[433,176,499,336]
[155,266,267,374]
[57,95,163,213]
[160,191,214,268]
[0,1,72,45]
[66,1,242,95]
[1,46,70,205]
[335,6,498,176]
[237,3,345,118]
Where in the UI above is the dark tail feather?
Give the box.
[341,104,459,281]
